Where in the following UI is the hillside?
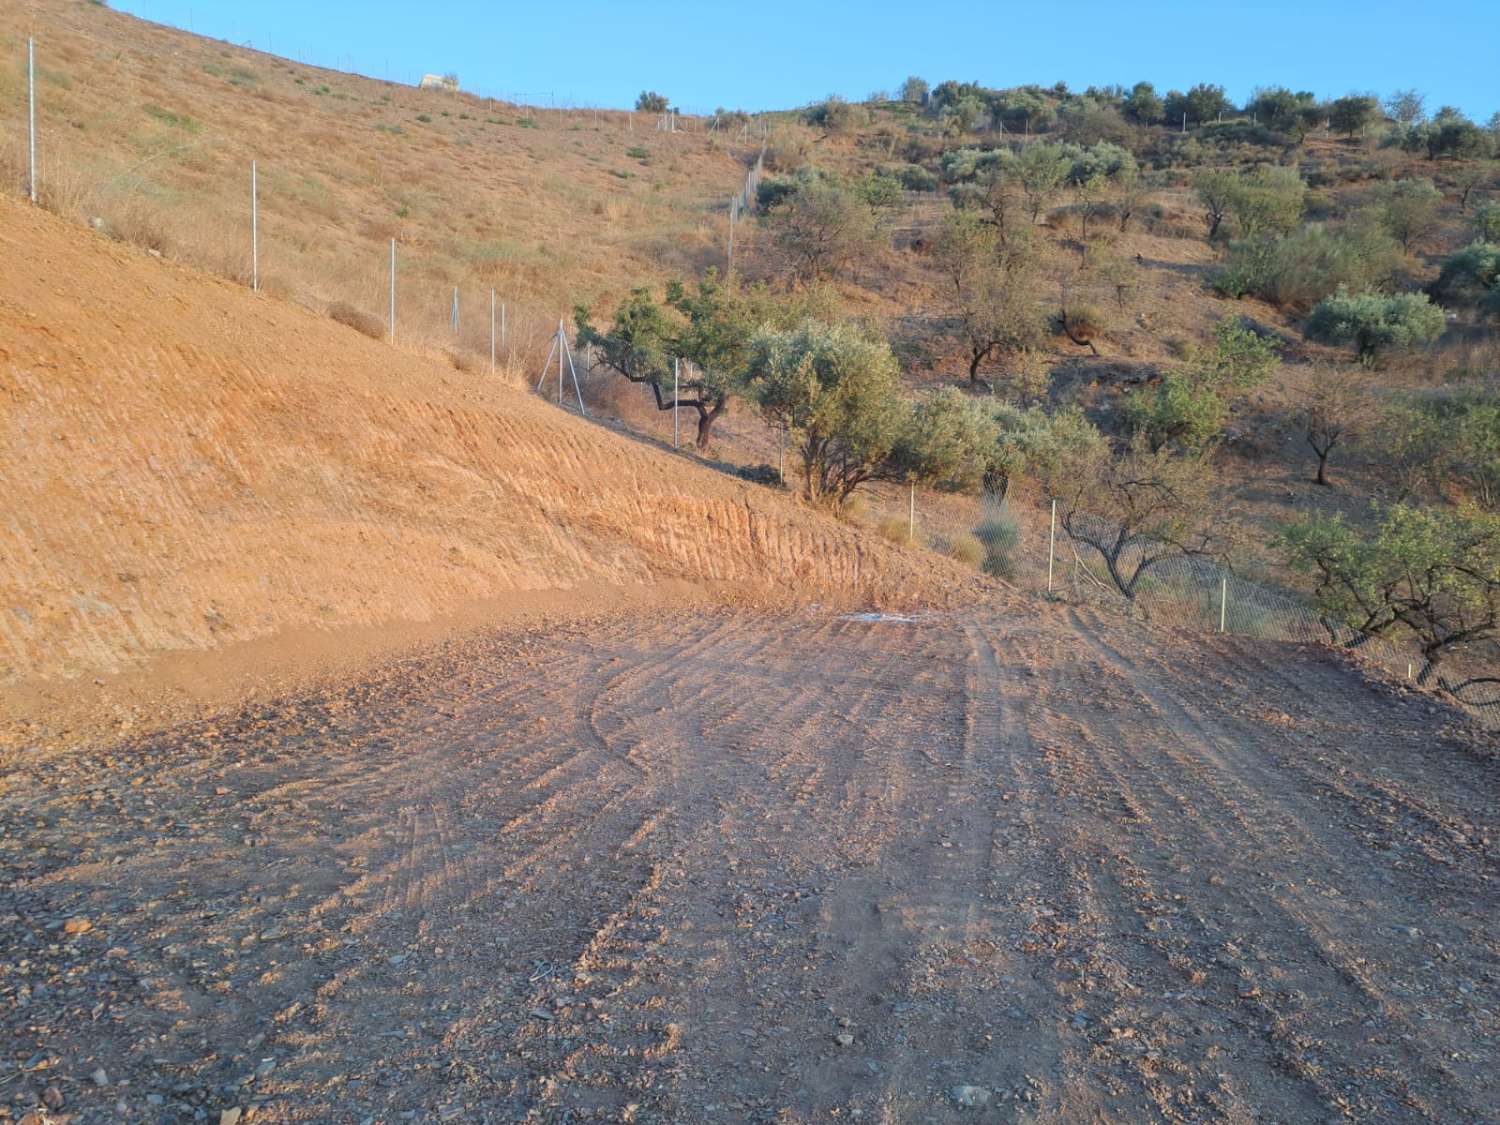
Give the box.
[0,0,750,365]
[0,195,983,751]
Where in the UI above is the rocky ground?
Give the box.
[1,605,1496,1123]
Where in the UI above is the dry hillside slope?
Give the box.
[0,196,982,741]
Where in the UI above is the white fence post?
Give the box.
[388,239,396,344]
[250,160,259,292]
[1046,498,1057,594]
[908,483,916,541]
[490,288,496,374]
[451,286,459,333]
[1219,576,1228,633]
[28,37,37,204]
[672,358,680,448]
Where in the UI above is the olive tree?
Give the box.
[1374,179,1442,253]
[1278,503,1500,685]
[933,210,1044,388]
[764,173,889,283]
[1294,367,1376,486]
[1125,319,1280,452]
[747,321,972,507]
[576,276,756,449]
[1041,436,1231,602]
[635,91,669,113]
[1304,289,1446,361]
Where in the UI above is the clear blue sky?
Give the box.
[113,0,1499,120]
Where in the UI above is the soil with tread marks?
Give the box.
[2,605,1496,1123]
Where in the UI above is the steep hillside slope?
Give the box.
[1,0,747,360]
[0,196,981,742]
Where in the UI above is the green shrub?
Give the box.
[1475,202,1500,243]
[625,145,650,160]
[518,117,538,128]
[1432,242,1500,305]
[974,515,1020,578]
[1215,222,1402,310]
[414,113,432,123]
[1304,289,1446,361]
[143,104,198,132]
[944,533,986,569]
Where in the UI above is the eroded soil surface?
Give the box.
[2,607,1496,1123]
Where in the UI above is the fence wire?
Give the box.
[966,492,1500,729]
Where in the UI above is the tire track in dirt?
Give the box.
[1063,607,1498,1120]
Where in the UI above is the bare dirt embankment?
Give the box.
[0,197,982,750]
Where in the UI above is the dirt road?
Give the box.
[2,607,1496,1123]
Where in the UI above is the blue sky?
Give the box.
[113,1,1499,120]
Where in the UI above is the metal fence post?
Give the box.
[1219,576,1228,633]
[388,239,396,344]
[28,38,37,204]
[672,358,680,448]
[1046,499,1057,594]
[250,160,259,292]
[490,288,496,374]
[908,482,915,541]
[451,286,459,333]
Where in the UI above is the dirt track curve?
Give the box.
[3,606,1496,1123]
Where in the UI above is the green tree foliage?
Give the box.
[1164,84,1231,127]
[1400,108,1495,160]
[899,76,929,105]
[933,210,1044,387]
[1125,320,1280,452]
[804,95,859,132]
[1193,169,1239,242]
[1328,94,1379,138]
[1214,220,1403,309]
[1121,81,1163,125]
[762,171,890,283]
[1248,86,1321,139]
[1015,144,1071,221]
[889,388,1001,492]
[1278,503,1500,681]
[985,404,1103,500]
[1373,178,1442,253]
[1225,165,1307,240]
[576,276,763,449]
[1391,390,1500,508]
[1432,241,1500,306]
[750,324,960,504]
[635,91,669,113]
[1304,288,1446,361]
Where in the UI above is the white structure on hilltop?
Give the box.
[419,74,459,92]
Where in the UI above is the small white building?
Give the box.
[419,74,459,93]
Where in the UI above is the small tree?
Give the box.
[899,76,929,105]
[1375,179,1442,253]
[1304,288,1446,362]
[1016,144,1071,222]
[1122,81,1163,125]
[1329,94,1379,138]
[1474,202,1500,242]
[933,210,1043,388]
[1294,367,1376,486]
[1384,89,1427,127]
[1194,169,1239,243]
[1278,504,1500,684]
[746,321,909,504]
[1226,166,1306,240]
[1043,437,1231,602]
[986,404,1103,500]
[576,276,757,449]
[764,174,886,283]
[636,91,670,113]
[1432,241,1500,306]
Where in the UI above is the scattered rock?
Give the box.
[64,917,93,935]
[951,1084,992,1108]
[41,1086,64,1110]
[91,1066,110,1086]
[220,1108,243,1125]
[833,1032,854,1047]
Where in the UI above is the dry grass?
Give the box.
[0,0,754,368]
